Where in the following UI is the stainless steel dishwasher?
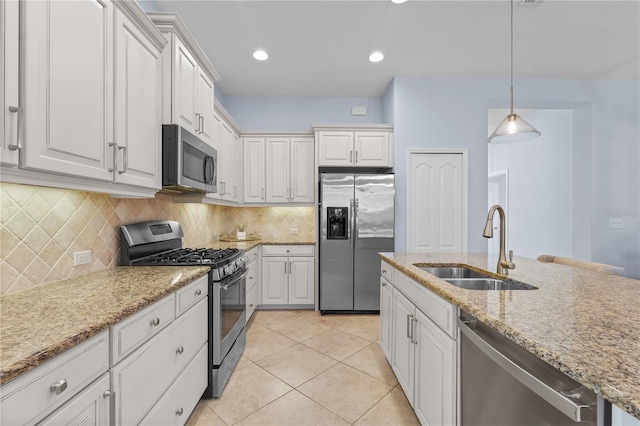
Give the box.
[458,311,609,425]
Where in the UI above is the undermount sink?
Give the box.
[418,266,491,279]
[415,265,537,291]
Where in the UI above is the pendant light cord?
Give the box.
[510,0,514,115]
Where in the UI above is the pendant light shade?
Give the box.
[487,0,541,144]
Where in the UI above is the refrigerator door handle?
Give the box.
[350,199,355,249]
[354,199,359,248]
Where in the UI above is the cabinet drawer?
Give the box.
[176,275,208,317]
[247,283,259,323]
[262,245,314,257]
[112,298,208,426]
[394,271,456,339]
[381,261,393,283]
[39,373,110,426]
[246,261,259,292]
[246,247,259,265]
[140,344,208,426]
[111,293,175,366]
[0,331,109,426]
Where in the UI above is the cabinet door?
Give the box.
[318,131,353,166]
[354,132,390,167]
[196,69,214,144]
[244,138,265,203]
[289,257,314,304]
[265,138,290,203]
[22,0,113,181]
[113,10,161,189]
[261,257,288,304]
[1,0,19,166]
[391,289,415,407]
[290,137,314,203]
[219,122,236,201]
[246,283,259,323]
[39,374,110,426]
[379,277,393,361]
[172,37,197,132]
[414,309,456,426]
[234,131,242,201]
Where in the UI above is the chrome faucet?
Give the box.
[483,205,516,275]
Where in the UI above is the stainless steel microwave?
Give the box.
[162,124,217,193]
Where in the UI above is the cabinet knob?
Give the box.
[103,390,115,398]
[150,318,160,327]
[50,379,68,395]
[249,304,254,307]
[176,408,184,416]
[249,276,253,280]
[381,281,386,287]
[176,346,184,355]
[286,249,290,253]
[194,289,202,296]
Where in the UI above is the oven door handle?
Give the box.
[221,270,248,291]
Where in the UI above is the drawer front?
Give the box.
[381,261,393,283]
[140,344,208,426]
[246,247,259,265]
[394,271,456,338]
[176,275,208,317]
[112,298,208,426]
[39,373,110,426]
[262,245,314,257]
[111,293,175,366]
[246,261,259,292]
[246,283,259,323]
[0,331,109,426]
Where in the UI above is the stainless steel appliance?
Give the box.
[320,173,394,312]
[162,124,217,193]
[458,311,607,425]
[120,220,246,398]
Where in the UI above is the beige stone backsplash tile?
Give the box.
[0,182,316,293]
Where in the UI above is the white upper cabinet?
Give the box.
[1,0,19,167]
[149,13,220,146]
[290,137,315,203]
[316,127,393,168]
[113,7,163,189]
[22,0,114,181]
[264,136,314,204]
[244,138,265,203]
[3,0,166,196]
[265,137,290,203]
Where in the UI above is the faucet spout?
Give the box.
[483,205,516,275]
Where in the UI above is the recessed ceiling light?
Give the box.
[253,50,268,61]
[390,0,407,4]
[369,52,384,63]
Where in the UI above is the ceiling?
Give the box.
[148,0,640,98]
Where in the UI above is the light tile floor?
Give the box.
[186,310,419,426]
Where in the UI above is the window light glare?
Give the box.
[369,52,384,63]
[390,0,407,3]
[253,50,268,61]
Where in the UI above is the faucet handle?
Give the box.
[507,250,516,270]
[508,250,513,262]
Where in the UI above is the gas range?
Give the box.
[119,220,245,281]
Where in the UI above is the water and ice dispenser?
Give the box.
[327,207,348,239]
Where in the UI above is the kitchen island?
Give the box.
[379,252,640,420]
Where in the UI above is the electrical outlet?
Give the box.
[290,228,299,235]
[73,250,91,266]
[609,218,624,229]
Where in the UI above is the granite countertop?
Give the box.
[379,252,640,419]
[0,266,210,386]
[200,239,316,251]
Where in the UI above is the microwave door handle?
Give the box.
[205,155,215,185]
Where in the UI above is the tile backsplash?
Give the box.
[0,183,315,295]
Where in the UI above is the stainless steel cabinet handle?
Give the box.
[289,261,292,274]
[249,303,254,307]
[290,187,294,201]
[349,150,353,163]
[103,390,115,398]
[117,145,127,174]
[200,115,204,134]
[150,318,160,327]
[176,346,184,355]
[176,408,184,416]
[261,188,265,200]
[406,314,413,339]
[50,379,68,395]
[355,150,358,163]
[195,289,202,296]
[411,317,418,344]
[108,142,117,172]
[457,317,592,422]
[195,113,201,132]
[284,261,287,274]
[8,105,21,151]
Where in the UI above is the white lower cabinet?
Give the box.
[261,245,314,306]
[383,266,457,426]
[39,373,111,426]
[246,246,261,322]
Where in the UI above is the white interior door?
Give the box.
[407,151,466,253]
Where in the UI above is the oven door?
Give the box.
[212,268,247,365]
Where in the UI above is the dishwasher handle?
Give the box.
[457,317,592,423]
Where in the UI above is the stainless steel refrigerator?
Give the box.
[320,173,395,312]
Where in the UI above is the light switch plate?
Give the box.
[609,218,623,229]
[290,228,299,235]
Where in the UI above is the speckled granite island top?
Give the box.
[379,252,640,419]
[0,266,209,386]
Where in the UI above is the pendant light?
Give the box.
[487,0,541,144]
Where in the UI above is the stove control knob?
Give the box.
[224,264,233,275]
